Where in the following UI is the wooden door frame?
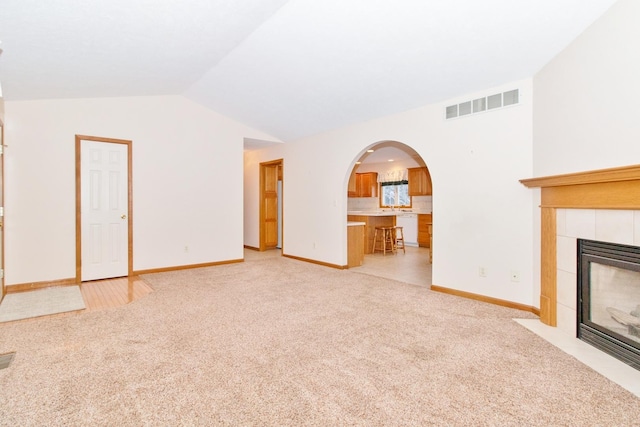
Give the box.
[259,159,283,252]
[75,135,133,282]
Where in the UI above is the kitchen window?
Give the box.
[380,180,410,208]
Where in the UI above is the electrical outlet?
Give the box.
[479,267,487,277]
[510,270,520,282]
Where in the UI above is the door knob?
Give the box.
[121,214,127,219]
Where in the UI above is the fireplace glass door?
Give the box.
[578,239,640,371]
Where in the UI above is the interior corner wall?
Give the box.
[245,78,536,306]
[533,0,640,177]
[4,95,277,285]
[243,149,261,250]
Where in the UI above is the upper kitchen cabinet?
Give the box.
[408,167,432,196]
[358,172,378,197]
[348,172,378,198]
[348,171,357,197]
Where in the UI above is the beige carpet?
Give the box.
[0,256,639,425]
[0,286,85,323]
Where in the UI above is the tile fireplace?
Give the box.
[520,164,640,357]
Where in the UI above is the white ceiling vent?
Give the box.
[445,89,520,120]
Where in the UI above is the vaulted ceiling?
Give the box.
[0,0,618,143]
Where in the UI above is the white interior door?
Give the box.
[81,140,128,281]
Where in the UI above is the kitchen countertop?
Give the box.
[347,210,431,216]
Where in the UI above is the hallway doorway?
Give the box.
[259,159,283,252]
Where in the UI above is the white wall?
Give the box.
[5,95,277,285]
[243,149,262,249]
[532,0,640,312]
[533,0,640,177]
[245,79,536,306]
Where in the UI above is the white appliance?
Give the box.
[396,213,418,246]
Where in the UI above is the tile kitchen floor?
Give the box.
[244,246,432,288]
[352,245,432,287]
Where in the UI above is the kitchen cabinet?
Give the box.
[408,167,432,196]
[417,213,432,248]
[347,222,365,267]
[348,172,378,198]
[358,173,378,197]
[428,225,433,264]
[348,172,357,197]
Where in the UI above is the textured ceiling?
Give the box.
[0,0,618,143]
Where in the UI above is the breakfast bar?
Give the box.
[347,213,396,254]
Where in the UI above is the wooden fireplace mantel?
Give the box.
[520,164,640,326]
[520,164,640,188]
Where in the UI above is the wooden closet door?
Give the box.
[262,163,279,249]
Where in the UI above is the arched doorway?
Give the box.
[346,140,433,287]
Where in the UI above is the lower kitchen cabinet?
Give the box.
[347,223,365,267]
[417,214,432,248]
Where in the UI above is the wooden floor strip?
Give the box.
[80,276,153,312]
[0,277,153,323]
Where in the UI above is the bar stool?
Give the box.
[394,226,405,254]
[372,226,396,255]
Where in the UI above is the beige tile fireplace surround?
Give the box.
[555,208,640,335]
[521,164,640,329]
